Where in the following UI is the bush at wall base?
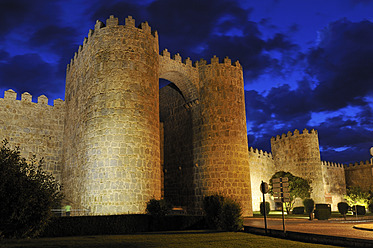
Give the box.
[219,199,243,232]
[314,204,331,220]
[337,202,349,219]
[353,205,366,215]
[303,198,314,220]
[203,195,243,231]
[260,202,270,216]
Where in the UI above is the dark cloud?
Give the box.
[147,0,251,59]
[0,0,62,37]
[349,0,373,5]
[308,19,373,110]
[316,115,373,163]
[89,1,144,25]
[0,54,63,101]
[0,50,10,61]
[28,25,79,80]
[265,33,298,51]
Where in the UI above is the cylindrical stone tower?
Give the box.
[271,129,325,204]
[193,56,252,216]
[62,15,161,215]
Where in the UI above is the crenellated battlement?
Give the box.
[248,147,273,158]
[271,128,318,142]
[322,161,345,168]
[1,89,64,107]
[344,160,372,169]
[160,49,196,68]
[67,15,158,72]
[195,55,241,69]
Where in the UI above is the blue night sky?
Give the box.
[0,0,372,164]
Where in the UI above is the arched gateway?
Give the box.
[63,15,252,216]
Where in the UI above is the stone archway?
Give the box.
[158,52,199,211]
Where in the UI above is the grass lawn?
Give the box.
[0,231,341,248]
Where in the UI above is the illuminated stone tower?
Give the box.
[61,15,252,216]
[192,57,252,216]
[63,16,161,215]
[271,129,325,204]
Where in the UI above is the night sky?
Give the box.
[0,0,372,164]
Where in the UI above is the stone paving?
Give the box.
[244,217,373,241]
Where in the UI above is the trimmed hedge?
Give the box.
[292,206,305,214]
[41,214,206,237]
[353,205,366,215]
[337,202,349,218]
[314,204,331,220]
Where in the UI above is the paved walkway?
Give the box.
[244,217,373,241]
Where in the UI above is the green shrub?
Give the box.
[219,199,243,231]
[203,195,243,231]
[337,202,349,218]
[0,140,63,238]
[203,195,225,229]
[260,202,270,216]
[353,205,366,215]
[303,198,314,220]
[146,199,172,217]
[314,204,331,220]
[292,206,304,214]
[303,198,314,214]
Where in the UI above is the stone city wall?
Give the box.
[344,160,373,191]
[248,147,275,211]
[0,89,65,182]
[321,161,346,210]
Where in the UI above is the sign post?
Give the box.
[260,181,269,234]
[273,177,289,235]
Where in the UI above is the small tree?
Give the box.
[269,171,312,214]
[344,187,370,208]
[303,198,314,220]
[0,140,63,238]
[337,202,349,220]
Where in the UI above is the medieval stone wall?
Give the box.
[321,161,346,210]
[0,90,65,182]
[248,147,275,211]
[63,15,161,215]
[345,160,373,191]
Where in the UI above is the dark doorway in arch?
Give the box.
[159,79,195,213]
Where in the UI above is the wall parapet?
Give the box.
[160,49,196,68]
[195,55,241,68]
[67,15,158,72]
[321,161,345,168]
[248,147,273,159]
[1,89,64,107]
[271,128,318,142]
[344,160,372,169]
